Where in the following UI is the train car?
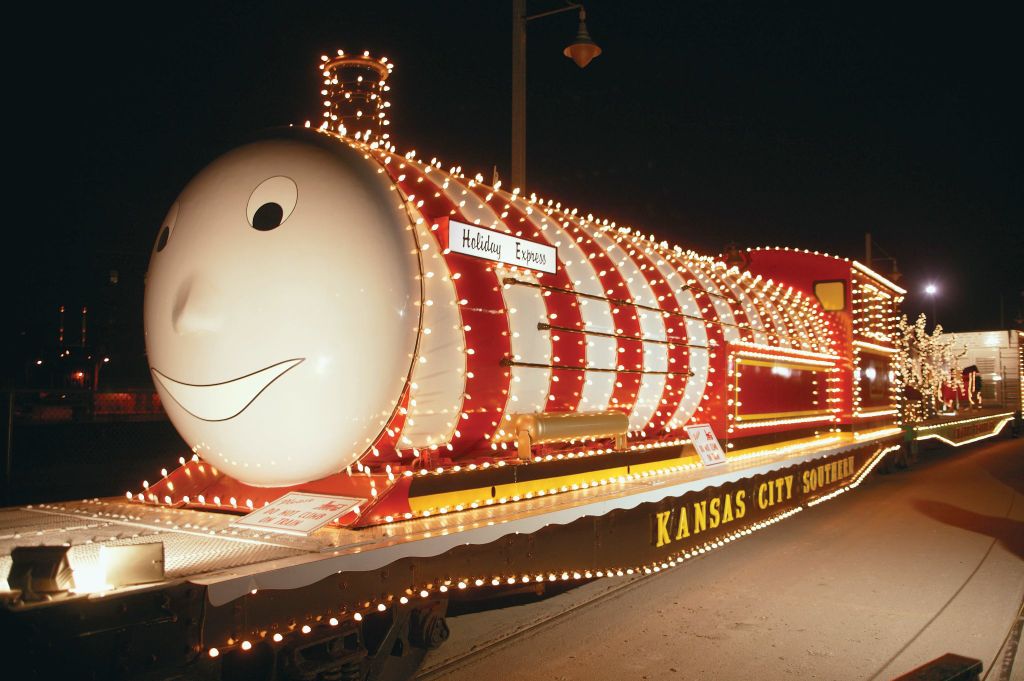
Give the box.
[948,330,1022,410]
[902,329,1023,447]
[0,53,910,680]
[743,247,907,430]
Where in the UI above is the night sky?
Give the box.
[10,1,1022,383]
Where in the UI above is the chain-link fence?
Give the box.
[1,389,191,506]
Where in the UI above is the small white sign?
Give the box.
[230,492,363,536]
[448,219,557,274]
[685,424,727,467]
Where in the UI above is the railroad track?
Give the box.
[416,573,648,680]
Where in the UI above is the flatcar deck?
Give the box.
[905,407,1018,448]
[1,428,901,607]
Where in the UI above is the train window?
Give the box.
[814,280,846,311]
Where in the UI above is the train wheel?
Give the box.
[218,599,449,681]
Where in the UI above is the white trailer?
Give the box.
[945,330,1023,412]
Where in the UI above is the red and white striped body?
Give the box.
[366,140,836,466]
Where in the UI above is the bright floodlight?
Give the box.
[925,283,938,296]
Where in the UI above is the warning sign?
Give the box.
[684,424,727,467]
[230,492,363,536]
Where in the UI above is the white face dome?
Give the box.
[144,134,420,486]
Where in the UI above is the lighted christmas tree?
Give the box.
[893,314,960,422]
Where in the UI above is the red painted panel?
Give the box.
[744,248,852,302]
[736,362,823,419]
[745,249,855,425]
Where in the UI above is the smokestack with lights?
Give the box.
[314,50,394,145]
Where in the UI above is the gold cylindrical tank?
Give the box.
[509,411,629,459]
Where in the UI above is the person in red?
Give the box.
[940,371,958,413]
[962,365,982,409]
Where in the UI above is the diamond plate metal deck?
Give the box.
[0,499,336,589]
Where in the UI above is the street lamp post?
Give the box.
[925,283,938,327]
[511,0,601,190]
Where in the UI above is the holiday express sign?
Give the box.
[447,218,557,274]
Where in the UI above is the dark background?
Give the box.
[8,1,1022,387]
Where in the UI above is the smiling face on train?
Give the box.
[143,135,420,486]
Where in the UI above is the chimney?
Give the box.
[316,50,394,145]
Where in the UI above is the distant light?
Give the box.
[925,283,938,296]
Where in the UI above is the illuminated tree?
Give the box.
[893,314,959,422]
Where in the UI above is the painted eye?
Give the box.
[247,176,298,231]
[155,202,179,252]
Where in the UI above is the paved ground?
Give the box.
[420,434,1024,680]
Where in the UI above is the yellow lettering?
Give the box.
[709,497,721,528]
[735,490,746,518]
[693,500,707,534]
[655,510,672,547]
[802,470,810,494]
[722,494,734,523]
[784,475,793,500]
[675,506,690,540]
[758,483,769,509]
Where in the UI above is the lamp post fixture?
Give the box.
[511,0,601,190]
[925,283,939,326]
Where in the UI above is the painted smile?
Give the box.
[152,358,304,421]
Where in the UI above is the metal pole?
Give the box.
[511,0,527,190]
[4,391,13,505]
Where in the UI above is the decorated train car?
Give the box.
[904,329,1023,447]
[1,53,923,680]
[139,126,873,524]
[136,53,907,528]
